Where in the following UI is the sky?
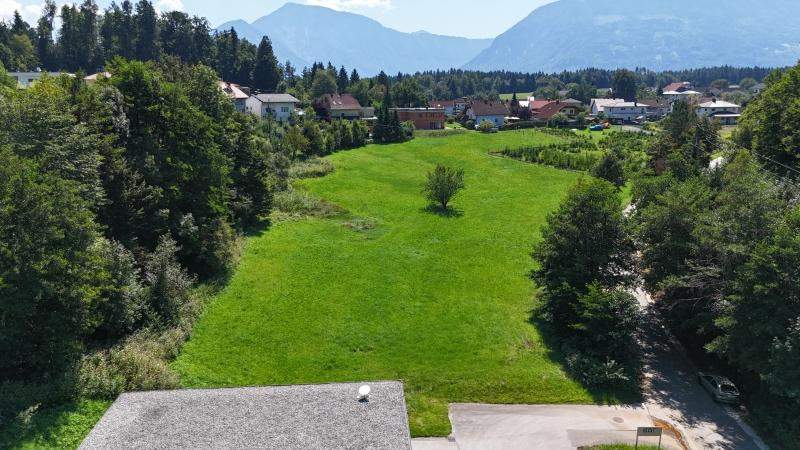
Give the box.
[0,0,556,39]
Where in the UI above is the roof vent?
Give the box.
[358,385,371,402]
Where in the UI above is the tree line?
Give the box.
[0,58,290,422]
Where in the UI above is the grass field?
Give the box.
[0,401,110,449]
[173,130,608,436]
[499,92,533,100]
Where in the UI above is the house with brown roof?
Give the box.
[314,93,375,121]
[219,81,250,113]
[534,99,583,121]
[663,81,692,93]
[392,108,446,130]
[466,101,508,128]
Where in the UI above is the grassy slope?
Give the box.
[0,401,110,449]
[173,130,602,436]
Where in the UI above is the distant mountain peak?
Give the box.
[218,4,492,75]
[466,0,800,72]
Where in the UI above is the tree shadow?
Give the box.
[528,309,645,406]
[421,204,464,218]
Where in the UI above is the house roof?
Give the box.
[253,93,300,103]
[530,99,552,110]
[317,93,363,110]
[561,98,583,105]
[217,81,250,100]
[663,90,702,96]
[430,100,455,108]
[663,82,691,92]
[590,98,625,111]
[469,101,508,116]
[536,100,581,120]
[80,382,412,449]
[84,72,111,81]
[698,100,740,108]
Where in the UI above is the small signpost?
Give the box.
[636,426,663,449]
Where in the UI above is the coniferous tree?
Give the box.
[252,36,280,92]
[337,65,349,93]
[36,0,57,70]
[135,0,158,61]
[350,68,360,85]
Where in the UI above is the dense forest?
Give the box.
[629,65,800,447]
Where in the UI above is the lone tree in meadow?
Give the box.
[424,164,465,210]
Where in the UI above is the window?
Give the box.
[281,106,290,113]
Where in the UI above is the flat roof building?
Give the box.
[80,381,412,449]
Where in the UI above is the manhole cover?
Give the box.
[613,417,624,423]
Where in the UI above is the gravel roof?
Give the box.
[80,381,411,450]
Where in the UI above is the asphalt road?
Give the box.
[635,288,769,450]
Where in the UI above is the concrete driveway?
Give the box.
[413,404,680,450]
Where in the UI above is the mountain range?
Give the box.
[466,0,800,73]
[217,3,492,75]
[219,0,800,75]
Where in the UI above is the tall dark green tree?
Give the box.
[337,65,349,93]
[612,69,637,101]
[350,68,360,85]
[135,0,158,61]
[36,0,57,70]
[252,36,280,92]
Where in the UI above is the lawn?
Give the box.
[499,92,533,100]
[0,401,110,449]
[173,129,605,436]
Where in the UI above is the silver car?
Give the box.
[698,372,740,404]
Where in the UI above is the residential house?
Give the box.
[391,108,446,130]
[662,89,703,104]
[80,381,412,449]
[529,99,553,117]
[751,82,767,94]
[84,72,111,85]
[429,100,456,117]
[637,99,669,120]
[696,99,741,125]
[466,101,508,128]
[534,99,583,121]
[8,71,74,88]
[246,93,300,122]
[605,102,649,123]
[219,81,250,113]
[314,93,373,121]
[589,98,625,116]
[453,97,470,114]
[663,81,693,93]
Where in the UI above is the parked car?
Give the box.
[590,124,605,131]
[698,372,740,404]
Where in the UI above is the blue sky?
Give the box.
[1,0,555,39]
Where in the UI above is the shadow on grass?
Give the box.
[421,204,464,218]
[528,310,644,406]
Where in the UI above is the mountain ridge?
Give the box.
[218,3,492,75]
[465,0,800,72]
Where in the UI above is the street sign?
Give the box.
[637,427,663,437]
[636,426,663,449]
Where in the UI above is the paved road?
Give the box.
[635,288,769,450]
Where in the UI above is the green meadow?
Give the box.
[174,130,604,436]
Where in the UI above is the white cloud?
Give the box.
[305,0,392,11]
[155,0,184,13]
[0,0,41,24]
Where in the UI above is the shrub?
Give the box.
[78,330,185,399]
[593,152,626,187]
[94,239,147,339]
[289,158,335,179]
[477,121,495,133]
[272,188,345,219]
[423,164,465,210]
[143,235,199,328]
[564,351,630,388]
